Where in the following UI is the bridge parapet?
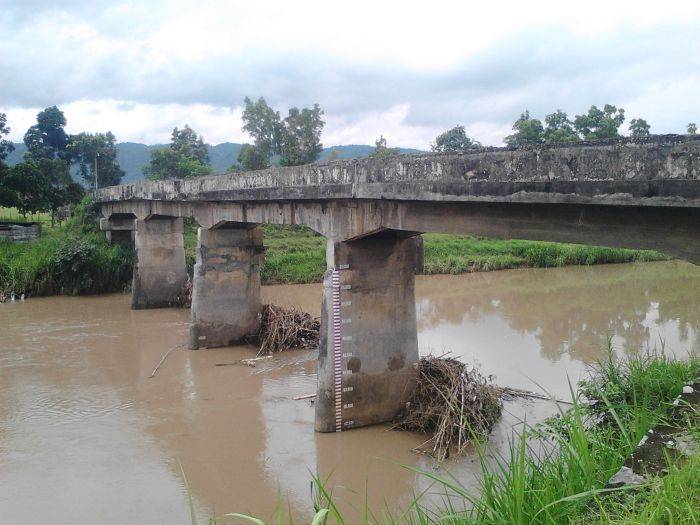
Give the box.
[97,135,700,209]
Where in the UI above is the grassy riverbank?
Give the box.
[0,203,133,300]
[221,349,700,524]
[0,209,668,300]
[184,223,668,285]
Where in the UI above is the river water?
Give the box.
[1,261,698,523]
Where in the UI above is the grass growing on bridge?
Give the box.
[183,223,668,285]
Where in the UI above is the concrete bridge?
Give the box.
[96,135,700,432]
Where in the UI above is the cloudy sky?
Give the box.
[1,0,699,148]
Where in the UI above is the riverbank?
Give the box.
[229,349,700,524]
[0,204,133,301]
[0,208,668,300]
[184,222,668,285]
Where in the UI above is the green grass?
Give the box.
[214,348,699,524]
[0,206,52,224]
[0,202,133,300]
[182,224,668,285]
[421,234,667,275]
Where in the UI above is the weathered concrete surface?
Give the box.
[189,225,264,349]
[97,136,700,209]
[132,217,188,309]
[0,222,41,243]
[315,231,419,432]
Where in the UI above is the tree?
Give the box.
[369,135,400,158]
[240,97,282,169]
[170,125,209,164]
[23,106,70,160]
[3,159,82,220]
[239,97,325,169]
[0,161,17,208]
[629,118,651,138]
[279,105,325,166]
[505,110,544,147]
[143,125,213,180]
[688,123,697,135]
[0,112,14,162]
[69,132,125,188]
[543,110,579,144]
[573,104,625,140]
[15,106,82,221]
[237,144,269,171]
[432,126,481,153]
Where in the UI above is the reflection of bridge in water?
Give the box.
[95,136,700,432]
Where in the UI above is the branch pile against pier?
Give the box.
[395,356,503,461]
[251,304,320,356]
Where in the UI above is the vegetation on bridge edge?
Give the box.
[0,203,668,301]
[193,347,700,524]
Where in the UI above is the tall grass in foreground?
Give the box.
[206,348,698,524]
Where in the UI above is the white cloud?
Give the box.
[2,101,247,145]
[1,0,700,148]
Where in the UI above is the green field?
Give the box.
[0,206,52,225]
[184,222,668,285]
[1,210,668,301]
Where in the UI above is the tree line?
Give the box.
[1,102,698,215]
[429,105,698,153]
[0,106,125,221]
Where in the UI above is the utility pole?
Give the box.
[94,151,100,193]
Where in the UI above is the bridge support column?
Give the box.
[189,225,264,349]
[132,217,187,309]
[315,231,419,432]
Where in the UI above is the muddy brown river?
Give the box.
[1,261,699,523]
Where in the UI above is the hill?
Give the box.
[5,142,424,185]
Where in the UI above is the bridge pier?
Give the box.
[132,216,188,309]
[315,231,420,432]
[189,224,264,349]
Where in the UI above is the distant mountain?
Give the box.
[5,142,424,185]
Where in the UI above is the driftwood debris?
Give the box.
[215,356,273,367]
[395,356,503,461]
[293,393,317,400]
[249,304,320,356]
[149,344,186,378]
[497,386,574,405]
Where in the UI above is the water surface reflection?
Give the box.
[0,261,697,523]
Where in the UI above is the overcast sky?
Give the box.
[1,0,699,148]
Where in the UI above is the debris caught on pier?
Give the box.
[250,304,320,356]
[395,355,502,461]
